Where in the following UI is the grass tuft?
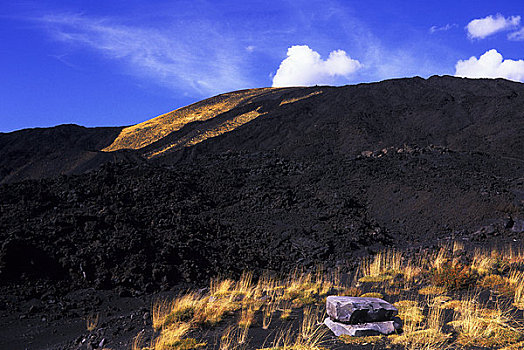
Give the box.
[448,296,522,347]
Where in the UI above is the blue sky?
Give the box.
[1,0,524,132]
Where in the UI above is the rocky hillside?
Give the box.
[1,76,523,184]
[0,124,124,184]
[1,75,523,297]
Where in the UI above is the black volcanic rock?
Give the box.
[0,124,125,184]
[0,145,522,297]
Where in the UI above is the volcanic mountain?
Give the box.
[2,75,522,184]
[0,76,523,348]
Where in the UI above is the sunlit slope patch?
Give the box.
[102,88,279,152]
[145,108,265,158]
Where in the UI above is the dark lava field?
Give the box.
[0,76,523,349]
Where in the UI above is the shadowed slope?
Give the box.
[1,76,523,185]
[0,124,124,184]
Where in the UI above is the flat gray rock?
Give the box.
[326,296,398,323]
[324,317,402,337]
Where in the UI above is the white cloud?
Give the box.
[429,24,457,33]
[36,13,251,96]
[455,49,524,82]
[508,27,524,41]
[466,14,520,39]
[272,45,361,87]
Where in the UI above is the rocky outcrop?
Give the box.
[324,318,402,337]
[326,296,398,324]
[324,296,402,337]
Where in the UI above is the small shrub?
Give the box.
[432,263,475,290]
[480,274,515,296]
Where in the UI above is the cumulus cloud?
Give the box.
[508,27,524,41]
[466,14,520,39]
[455,49,524,82]
[272,45,361,87]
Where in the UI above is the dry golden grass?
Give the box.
[500,340,524,350]
[502,246,524,265]
[259,307,327,350]
[394,300,425,324]
[392,299,450,349]
[384,287,401,296]
[132,331,145,350]
[279,91,323,106]
[452,241,464,255]
[448,296,522,347]
[439,299,463,310]
[471,248,499,275]
[159,292,201,328]
[152,323,196,350]
[104,88,327,159]
[480,274,515,297]
[358,250,403,283]
[338,287,362,297]
[429,295,451,307]
[432,247,449,271]
[152,299,174,330]
[140,245,524,350]
[238,305,255,328]
[418,286,447,295]
[338,335,383,345]
[360,292,383,298]
[194,296,237,327]
[509,270,524,309]
[146,266,348,349]
[219,326,243,350]
[262,305,274,329]
[103,88,277,153]
[402,264,423,283]
[280,305,293,320]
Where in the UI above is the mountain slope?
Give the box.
[102,87,280,152]
[148,75,524,163]
[1,76,523,185]
[0,124,124,184]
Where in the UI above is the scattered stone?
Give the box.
[511,219,524,233]
[326,296,398,324]
[324,317,402,337]
[325,296,401,338]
